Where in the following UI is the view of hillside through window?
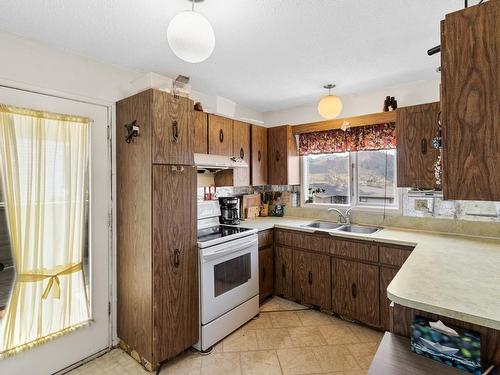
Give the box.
[306,150,396,206]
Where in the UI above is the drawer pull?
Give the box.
[351,283,357,298]
[174,249,181,267]
[172,120,179,143]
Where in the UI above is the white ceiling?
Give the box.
[0,0,463,112]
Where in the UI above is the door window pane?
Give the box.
[306,153,350,204]
[357,150,396,206]
[214,253,251,297]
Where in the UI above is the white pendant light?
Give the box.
[167,0,215,63]
[318,84,342,119]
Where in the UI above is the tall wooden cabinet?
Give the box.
[268,125,300,186]
[251,125,268,186]
[441,0,500,200]
[116,89,198,370]
[396,102,440,189]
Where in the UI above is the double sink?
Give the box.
[302,221,382,234]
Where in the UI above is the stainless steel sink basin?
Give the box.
[336,225,381,234]
[303,221,343,230]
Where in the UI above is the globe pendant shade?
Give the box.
[318,95,343,119]
[167,10,215,63]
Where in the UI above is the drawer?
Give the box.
[258,229,274,248]
[332,238,378,263]
[379,245,413,267]
[275,229,332,255]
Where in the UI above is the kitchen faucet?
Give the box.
[328,207,354,225]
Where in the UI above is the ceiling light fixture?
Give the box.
[318,84,342,120]
[167,0,215,63]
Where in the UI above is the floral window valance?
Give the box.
[299,122,396,156]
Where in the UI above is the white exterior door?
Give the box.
[0,86,111,375]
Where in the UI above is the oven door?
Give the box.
[200,234,258,325]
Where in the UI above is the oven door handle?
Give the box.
[202,237,258,262]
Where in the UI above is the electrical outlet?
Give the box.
[415,199,429,211]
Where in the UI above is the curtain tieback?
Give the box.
[17,262,83,300]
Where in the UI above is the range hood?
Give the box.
[194,153,248,170]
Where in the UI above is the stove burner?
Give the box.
[197,225,251,243]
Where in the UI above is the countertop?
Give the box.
[235,216,500,330]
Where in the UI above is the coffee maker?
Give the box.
[218,197,240,225]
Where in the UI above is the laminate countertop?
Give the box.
[235,216,500,330]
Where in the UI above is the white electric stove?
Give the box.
[194,200,259,352]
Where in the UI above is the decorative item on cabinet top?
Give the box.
[124,120,140,144]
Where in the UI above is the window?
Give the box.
[303,150,398,208]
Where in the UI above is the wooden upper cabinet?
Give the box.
[441,1,500,200]
[232,120,251,186]
[193,110,208,154]
[268,125,300,186]
[396,102,440,189]
[152,90,194,165]
[251,125,268,186]
[208,114,233,156]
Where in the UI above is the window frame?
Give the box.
[300,150,402,214]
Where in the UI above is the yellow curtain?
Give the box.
[0,105,91,357]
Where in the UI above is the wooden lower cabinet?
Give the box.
[332,258,380,327]
[259,246,274,302]
[274,246,293,299]
[292,250,331,310]
[380,267,399,331]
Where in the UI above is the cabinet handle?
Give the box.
[282,264,286,278]
[421,138,427,154]
[240,147,244,159]
[276,150,280,162]
[308,271,313,285]
[258,150,261,162]
[351,283,357,298]
[172,120,179,143]
[0,263,4,272]
[174,249,181,267]
[262,267,266,280]
[219,129,224,143]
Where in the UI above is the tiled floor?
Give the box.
[68,297,383,375]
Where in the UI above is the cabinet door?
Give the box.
[274,246,293,299]
[441,1,500,200]
[193,111,208,154]
[267,125,299,186]
[396,102,440,189]
[232,120,251,186]
[152,165,198,362]
[251,125,268,186]
[308,252,331,310]
[356,262,380,327]
[152,90,194,165]
[208,114,233,156]
[332,258,357,320]
[292,250,309,303]
[380,267,399,331]
[268,126,288,185]
[259,246,274,302]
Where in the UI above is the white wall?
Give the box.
[264,79,440,126]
